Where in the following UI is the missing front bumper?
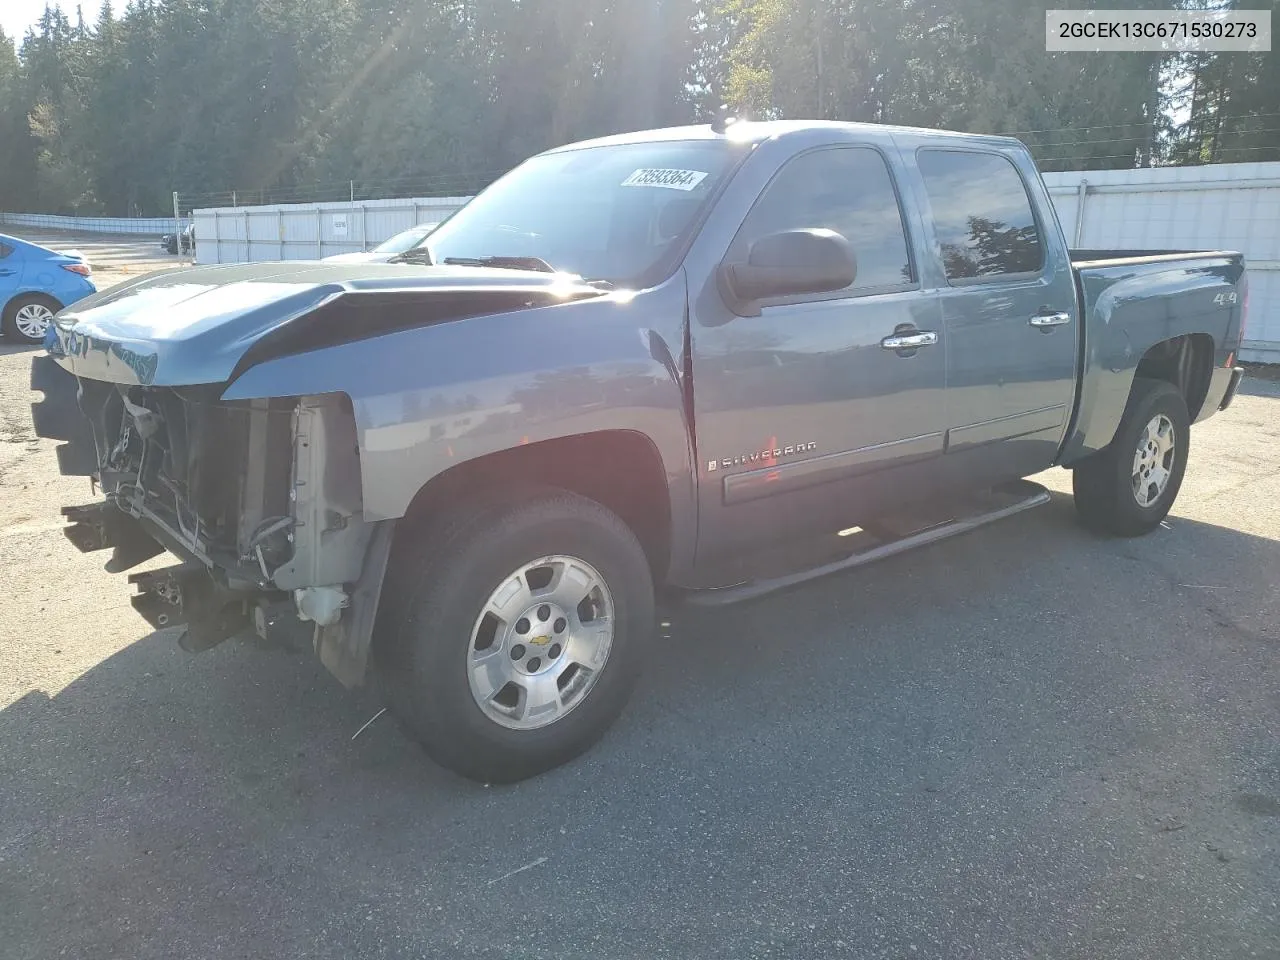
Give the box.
[127,564,311,652]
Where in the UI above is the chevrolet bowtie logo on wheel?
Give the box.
[707,442,817,472]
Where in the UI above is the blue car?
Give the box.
[0,233,97,344]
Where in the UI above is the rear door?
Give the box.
[689,143,946,560]
[913,147,1078,482]
[0,241,18,291]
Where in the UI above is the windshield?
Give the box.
[424,140,739,287]
[375,222,439,254]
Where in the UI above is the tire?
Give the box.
[2,293,61,345]
[1072,378,1190,537]
[375,490,655,783]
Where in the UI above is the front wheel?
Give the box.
[2,294,60,345]
[375,491,654,783]
[1072,378,1190,537]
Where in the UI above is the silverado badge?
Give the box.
[708,441,817,472]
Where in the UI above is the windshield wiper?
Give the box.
[441,255,556,273]
[389,247,433,265]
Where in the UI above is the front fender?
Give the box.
[221,276,696,571]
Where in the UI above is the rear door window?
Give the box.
[917,150,1044,281]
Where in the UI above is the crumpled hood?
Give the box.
[47,260,604,386]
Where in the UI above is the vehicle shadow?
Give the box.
[2,488,1278,957]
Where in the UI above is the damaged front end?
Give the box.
[36,359,389,685]
[30,261,610,683]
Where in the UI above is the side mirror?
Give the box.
[720,229,857,309]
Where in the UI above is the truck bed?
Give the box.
[1059,248,1246,466]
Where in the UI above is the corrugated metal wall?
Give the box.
[0,211,185,235]
[191,196,471,264]
[1042,162,1280,363]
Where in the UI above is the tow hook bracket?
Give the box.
[128,563,250,652]
[179,606,250,653]
[253,599,312,651]
[61,502,118,552]
[62,502,165,572]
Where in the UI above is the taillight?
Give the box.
[62,262,91,277]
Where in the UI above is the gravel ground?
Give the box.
[0,265,1277,958]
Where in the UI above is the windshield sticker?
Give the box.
[621,168,709,191]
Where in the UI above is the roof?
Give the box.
[543,119,1025,154]
[0,233,47,254]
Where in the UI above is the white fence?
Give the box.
[0,211,185,235]
[1043,162,1280,363]
[191,196,471,264]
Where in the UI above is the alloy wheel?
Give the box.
[1131,413,1176,508]
[13,302,55,341]
[467,554,615,730]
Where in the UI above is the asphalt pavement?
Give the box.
[0,331,1277,959]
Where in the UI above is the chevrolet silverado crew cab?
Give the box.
[34,119,1247,782]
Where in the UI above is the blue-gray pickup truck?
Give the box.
[33,119,1248,782]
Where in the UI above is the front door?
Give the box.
[690,145,945,562]
[914,147,1079,482]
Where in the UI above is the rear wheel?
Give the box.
[1072,378,1190,536]
[2,294,60,345]
[376,491,654,783]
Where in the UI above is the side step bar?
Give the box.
[683,480,1051,607]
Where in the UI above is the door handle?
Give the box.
[1029,311,1072,329]
[881,330,938,350]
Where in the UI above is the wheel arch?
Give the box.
[1061,332,1217,466]
[395,429,676,582]
[1132,333,1214,420]
[3,288,63,314]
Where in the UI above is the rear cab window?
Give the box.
[916,149,1044,282]
[729,146,915,298]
